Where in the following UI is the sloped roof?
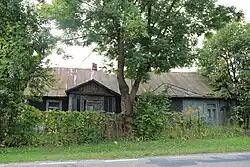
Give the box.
[45,67,216,98]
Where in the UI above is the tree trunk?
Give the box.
[120,93,133,137]
[115,19,134,136]
[114,16,143,137]
[120,92,132,115]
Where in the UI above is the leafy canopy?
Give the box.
[41,0,243,118]
[42,0,243,80]
[0,0,54,100]
[0,0,55,139]
[197,22,250,113]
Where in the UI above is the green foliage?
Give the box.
[202,125,245,138]
[133,92,171,140]
[134,95,246,141]
[197,22,250,117]
[1,104,247,147]
[43,0,243,79]
[0,0,55,143]
[161,110,245,140]
[2,136,250,163]
[41,0,244,116]
[3,105,41,147]
[2,105,115,147]
[39,111,110,146]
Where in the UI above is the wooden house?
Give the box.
[29,64,231,124]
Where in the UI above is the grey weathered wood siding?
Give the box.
[68,80,120,112]
[170,98,183,112]
[182,98,229,125]
[70,81,114,96]
[28,97,68,111]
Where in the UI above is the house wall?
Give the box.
[69,94,119,112]
[28,95,121,113]
[29,90,229,124]
[70,81,114,96]
[181,98,229,125]
[67,81,120,112]
[28,97,68,111]
[170,98,183,112]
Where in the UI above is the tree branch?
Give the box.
[151,6,164,29]
[147,2,152,33]
[130,63,151,102]
[133,0,139,5]
[228,56,238,83]
[62,33,110,42]
[130,77,141,102]
[167,0,179,16]
[139,1,151,13]
[157,0,180,38]
[221,54,237,85]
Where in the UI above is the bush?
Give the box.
[39,111,111,146]
[2,103,248,147]
[133,94,247,141]
[3,105,41,147]
[2,105,120,147]
[161,109,246,140]
[133,92,171,140]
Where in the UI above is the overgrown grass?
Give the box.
[1,136,250,163]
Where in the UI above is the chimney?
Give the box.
[92,63,97,71]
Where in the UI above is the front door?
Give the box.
[72,95,87,111]
[80,96,87,111]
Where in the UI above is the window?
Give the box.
[73,95,89,111]
[213,109,216,119]
[208,109,212,119]
[207,104,217,122]
[46,100,62,111]
[77,97,81,111]
[104,96,114,112]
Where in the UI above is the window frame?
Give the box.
[46,99,62,111]
[104,96,114,112]
[206,103,217,122]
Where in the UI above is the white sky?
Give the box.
[48,0,250,72]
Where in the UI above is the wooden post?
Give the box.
[198,110,201,135]
[68,94,73,111]
[80,95,86,111]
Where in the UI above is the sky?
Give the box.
[47,0,250,72]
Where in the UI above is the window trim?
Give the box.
[46,100,62,111]
[206,103,217,122]
[104,96,114,112]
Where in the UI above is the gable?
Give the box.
[66,80,118,96]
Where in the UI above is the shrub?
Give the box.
[133,92,171,140]
[161,108,246,140]
[133,95,246,141]
[3,104,41,147]
[2,105,122,147]
[2,103,248,148]
[39,111,111,146]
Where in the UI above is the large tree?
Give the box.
[197,22,250,127]
[41,0,243,132]
[0,0,54,141]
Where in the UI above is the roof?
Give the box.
[44,67,216,98]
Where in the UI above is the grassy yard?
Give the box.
[0,137,250,163]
